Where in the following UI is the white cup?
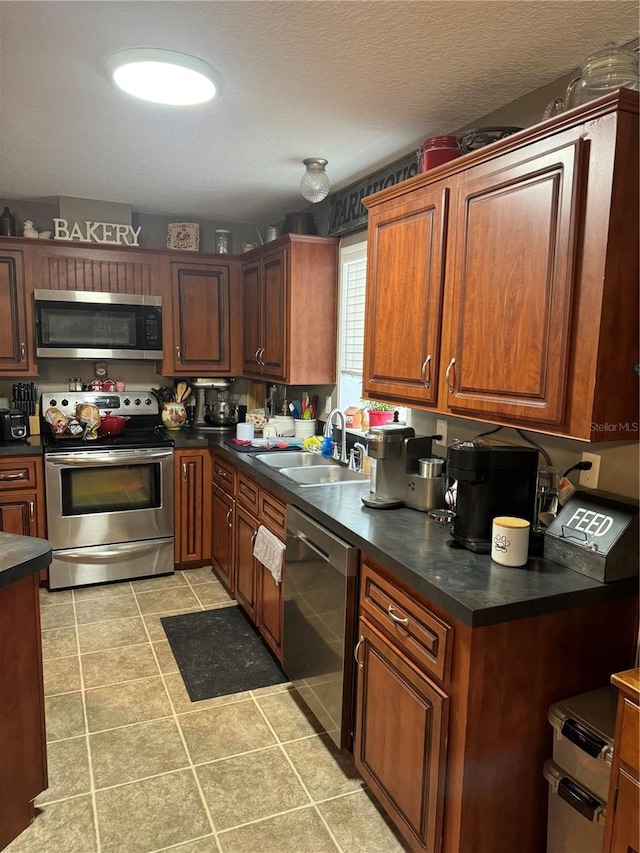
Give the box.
[491,516,530,567]
[262,424,278,439]
[236,422,255,441]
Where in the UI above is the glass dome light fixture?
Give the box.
[300,158,330,203]
[105,48,222,106]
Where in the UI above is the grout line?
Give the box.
[71,585,103,853]
[134,574,224,853]
[251,694,344,852]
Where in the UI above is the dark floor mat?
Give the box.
[161,605,287,701]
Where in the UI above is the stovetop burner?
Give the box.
[41,390,174,451]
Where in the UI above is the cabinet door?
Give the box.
[354,619,448,853]
[170,261,233,375]
[211,486,235,593]
[241,261,262,377]
[442,138,584,426]
[0,249,34,374]
[609,769,639,853]
[175,450,211,565]
[363,185,448,407]
[260,248,288,380]
[257,561,283,661]
[0,492,39,536]
[235,506,258,621]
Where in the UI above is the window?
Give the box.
[336,240,367,410]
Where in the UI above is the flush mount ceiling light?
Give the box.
[105,48,222,106]
[300,158,330,203]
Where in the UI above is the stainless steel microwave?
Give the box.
[34,290,163,360]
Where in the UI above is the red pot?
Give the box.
[98,411,130,436]
[368,410,394,426]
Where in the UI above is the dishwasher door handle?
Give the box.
[298,531,330,563]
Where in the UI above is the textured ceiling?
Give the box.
[0,1,638,225]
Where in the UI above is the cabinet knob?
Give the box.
[445,358,456,393]
[421,354,432,388]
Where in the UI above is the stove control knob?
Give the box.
[134,398,141,406]
[123,398,130,406]
[61,399,69,407]
[145,398,152,405]
[49,399,57,407]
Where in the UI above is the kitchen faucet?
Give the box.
[324,408,348,464]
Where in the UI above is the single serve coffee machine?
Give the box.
[447,440,538,552]
[362,425,435,509]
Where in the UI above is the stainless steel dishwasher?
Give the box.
[283,506,358,749]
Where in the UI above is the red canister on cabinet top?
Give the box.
[418,135,462,173]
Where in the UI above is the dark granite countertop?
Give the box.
[179,430,637,628]
[0,532,52,589]
[0,436,44,456]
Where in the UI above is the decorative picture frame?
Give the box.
[166,222,200,251]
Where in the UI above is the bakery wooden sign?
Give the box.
[53,218,141,246]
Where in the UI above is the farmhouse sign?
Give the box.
[53,218,141,246]
[327,151,419,237]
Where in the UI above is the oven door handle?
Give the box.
[56,538,174,562]
[46,450,173,466]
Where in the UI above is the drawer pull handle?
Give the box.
[354,635,365,669]
[225,508,233,527]
[255,347,262,365]
[0,472,27,481]
[258,346,266,366]
[182,463,187,481]
[217,468,228,479]
[250,531,257,547]
[387,605,409,626]
[421,354,432,388]
[176,345,181,363]
[20,342,26,362]
[29,501,35,522]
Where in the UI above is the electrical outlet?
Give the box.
[435,418,448,446]
[579,452,601,489]
[325,395,332,415]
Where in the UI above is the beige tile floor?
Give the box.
[7,567,410,853]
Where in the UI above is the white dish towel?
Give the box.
[253,525,286,584]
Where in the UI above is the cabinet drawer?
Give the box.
[212,455,236,495]
[360,561,451,683]
[259,490,287,539]
[237,472,260,515]
[619,698,640,776]
[0,458,39,492]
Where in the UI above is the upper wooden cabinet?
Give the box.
[364,185,448,408]
[241,234,338,384]
[159,256,241,376]
[363,89,639,441]
[0,247,36,375]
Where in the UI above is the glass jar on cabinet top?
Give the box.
[565,43,639,109]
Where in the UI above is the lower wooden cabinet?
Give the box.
[0,457,47,582]
[235,505,258,621]
[603,668,640,853]
[174,449,211,567]
[354,618,448,853]
[257,561,284,660]
[211,485,235,593]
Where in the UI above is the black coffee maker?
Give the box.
[447,440,538,553]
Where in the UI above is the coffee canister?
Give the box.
[418,135,462,173]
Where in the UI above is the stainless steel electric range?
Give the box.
[42,390,174,590]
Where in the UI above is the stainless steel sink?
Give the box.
[277,466,369,486]
[252,452,332,468]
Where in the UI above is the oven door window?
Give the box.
[61,462,161,516]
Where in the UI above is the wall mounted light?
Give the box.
[300,158,330,203]
[105,48,223,106]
